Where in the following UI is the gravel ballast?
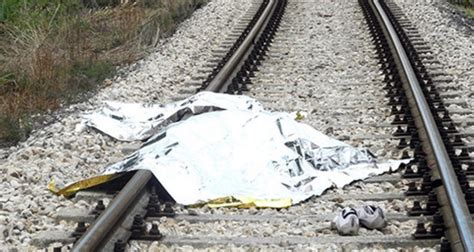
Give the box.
[0,0,465,250]
[392,0,473,142]
[245,0,402,161]
[0,0,252,248]
[138,0,430,250]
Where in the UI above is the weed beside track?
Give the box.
[0,0,205,144]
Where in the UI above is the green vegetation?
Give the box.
[457,5,474,18]
[0,0,204,144]
[449,0,474,18]
[0,0,80,24]
[450,0,473,7]
[0,1,114,143]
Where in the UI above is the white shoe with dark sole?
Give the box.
[331,207,360,235]
[356,205,387,230]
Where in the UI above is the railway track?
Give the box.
[32,0,473,251]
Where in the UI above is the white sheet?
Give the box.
[84,92,405,205]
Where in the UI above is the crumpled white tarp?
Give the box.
[84,92,264,141]
[84,92,405,205]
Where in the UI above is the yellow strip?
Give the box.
[200,196,291,209]
[48,174,122,198]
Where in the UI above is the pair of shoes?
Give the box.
[331,205,387,235]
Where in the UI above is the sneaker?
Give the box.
[356,205,387,230]
[331,207,359,235]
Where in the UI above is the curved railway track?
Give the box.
[34,0,473,251]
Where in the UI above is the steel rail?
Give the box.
[71,170,151,251]
[371,0,474,250]
[71,1,278,251]
[206,0,276,92]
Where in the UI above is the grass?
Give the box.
[457,5,474,18]
[449,0,474,18]
[0,0,205,144]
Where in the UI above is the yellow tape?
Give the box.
[48,174,122,198]
[193,196,291,209]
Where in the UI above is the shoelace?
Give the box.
[362,205,376,215]
[342,208,358,218]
